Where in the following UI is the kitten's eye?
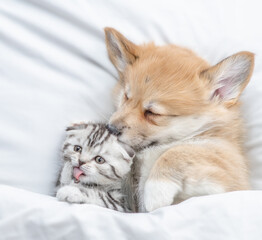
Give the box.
[95,156,105,164]
[74,145,82,153]
[124,93,129,101]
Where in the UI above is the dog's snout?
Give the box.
[106,124,121,136]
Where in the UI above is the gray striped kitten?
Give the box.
[56,123,135,212]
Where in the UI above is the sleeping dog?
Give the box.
[104,27,254,212]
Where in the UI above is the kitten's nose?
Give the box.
[79,160,85,166]
[106,124,121,136]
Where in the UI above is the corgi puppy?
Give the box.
[104,27,254,212]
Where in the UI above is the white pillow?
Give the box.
[0,0,261,195]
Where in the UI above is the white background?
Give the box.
[0,0,262,239]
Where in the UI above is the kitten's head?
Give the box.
[62,123,135,186]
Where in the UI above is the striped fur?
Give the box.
[56,122,134,212]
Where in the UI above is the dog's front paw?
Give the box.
[56,186,86,204]
[144,179,180,212]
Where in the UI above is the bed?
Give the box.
[1,0,262,239]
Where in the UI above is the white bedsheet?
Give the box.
[0,185,262,240]
[1,0,262,239]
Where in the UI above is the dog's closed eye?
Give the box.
[144,110,161,125]
[144,110,160,117]
[144,109,179,121]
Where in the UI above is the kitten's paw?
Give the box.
[56,186,86,204]
[144,179,181,212]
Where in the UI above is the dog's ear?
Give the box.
[200,51,254,107]
[104,27,139,74]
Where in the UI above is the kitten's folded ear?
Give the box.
[66,122,89,131]
[118,141,135,160]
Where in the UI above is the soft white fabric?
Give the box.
[0,185,262,240]
[1,0,262,239]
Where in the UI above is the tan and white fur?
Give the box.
[104,27,254,212]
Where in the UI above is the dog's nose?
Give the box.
[106,124,121,136]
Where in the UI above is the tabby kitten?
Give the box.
[56,123,135,212]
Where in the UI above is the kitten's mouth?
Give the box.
[73,167,85,182]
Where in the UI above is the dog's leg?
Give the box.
[143,151,183,212]
[144,176,182,212]
[143,143,247,212]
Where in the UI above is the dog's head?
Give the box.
[104,27,254,151]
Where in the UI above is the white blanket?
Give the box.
[1,185,262,240]
[1,0,262,239]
